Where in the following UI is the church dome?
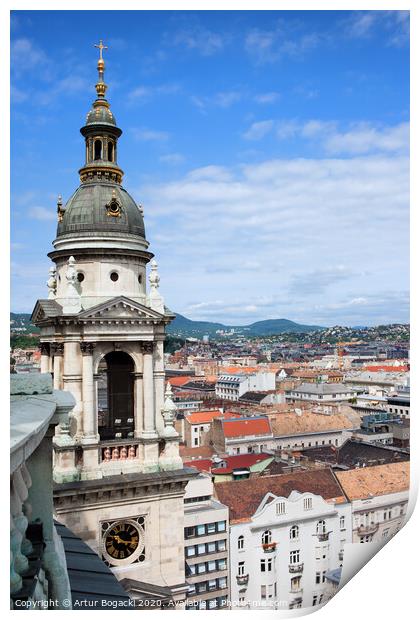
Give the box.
[56,183,145,240]
[85,104,117,127]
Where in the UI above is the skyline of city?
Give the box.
[10,10,409,325]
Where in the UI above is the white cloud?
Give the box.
[28,206,56,221]
[131,127,169,142]
[324,122,409,155]
[173,27,226,56]
[159,153,185,165]
[242,120,274,141]
[254,92,281,104]
[139,149,408,324]
[245,25,320,64]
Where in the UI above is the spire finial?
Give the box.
[93,39,108,99]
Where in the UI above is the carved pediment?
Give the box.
[31,299,63,325]
[77,296,165,322]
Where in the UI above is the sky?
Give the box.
[10,9,409,326]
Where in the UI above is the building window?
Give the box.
[304,497,312,511]
[262,530,272,545]
[196,524,206,536]
[276,502,286,515]
[315,572,321,584]
[217,540,226,552]
[290,550,300,564]
[110,271,119,282]
[260,558,273,572]
[291,576,301,592]
[340,516,345,529]
[238,535,244,550]
[316,520,326,535]
[290,525,299,540]
[217,521,226,532]
[238,561,245,576]
[77,272,85,283]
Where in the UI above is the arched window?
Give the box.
[94,139,102,160]
[97,351,135,440]
[238,535,244,550]
[262,530,272,545]
[108,141,114,162]
[290,525,299,540]
[316,520,326,535]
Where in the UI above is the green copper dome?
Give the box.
[56,183,145,240]
[85,104,117,127]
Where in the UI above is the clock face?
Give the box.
[103,521,140,562]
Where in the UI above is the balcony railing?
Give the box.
[236,574,249,586]
[262,542,277,553]
[316,532,330,542]
[289,588,303,596]
[357,523,379,536]
[289,563,304,573]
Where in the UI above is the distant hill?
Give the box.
[10,311,322,339]
[167,313,322,338]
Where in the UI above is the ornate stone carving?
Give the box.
[40,342,51,356]
[47,266,57,299]
[140,342,154,354]
[80,342,95,355]
[51,343,64,356]
[160,383,178,439]
[62,256,82,315]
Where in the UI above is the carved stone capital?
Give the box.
[80,342,95,356]
[51,343,64,356]
[140,342,154,354]
[39,343,51,356]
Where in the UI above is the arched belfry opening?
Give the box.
[94,139,102,160]
[97,351,134,440]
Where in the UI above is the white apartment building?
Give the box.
[216,469,351,611]
[184,475,230,610]
[286,383,355,404]
[216,372,276,401]
[336,462,410,543]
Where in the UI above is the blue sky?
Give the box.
[10,10,409,326]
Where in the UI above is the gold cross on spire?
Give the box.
[94,39,108,60]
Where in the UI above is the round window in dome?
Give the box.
[110,272,119,282]
[77,272,85,283]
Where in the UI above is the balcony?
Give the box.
[338,551,344,561]
[316,532,330,542]
[289,563,304,573]
[236,574,249,586]
[262,542,277,553]
[357,523,379,536]
[289,588,303,596]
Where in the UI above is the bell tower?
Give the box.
[31,42,194,605]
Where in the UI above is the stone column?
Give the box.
[40,343,50,374]
[141,342,157,438]
[52,344,64,390]
[154,338,166,435]
[134,370,144,438]
[63,340,83,437]
[80,343,98,443]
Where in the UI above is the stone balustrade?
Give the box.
[10,373,75,610]
[100,439,142,462]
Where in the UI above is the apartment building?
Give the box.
[216,371,276,401]
[336,462,410,543]
[184,475,230,610]
[216,468,351,610]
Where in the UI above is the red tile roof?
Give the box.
[185,410,241,425]
[222,416,272,438]
[168,376,193,387]
[215,468,347,522]
[184,452,273,475]
[365,365,409,373]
